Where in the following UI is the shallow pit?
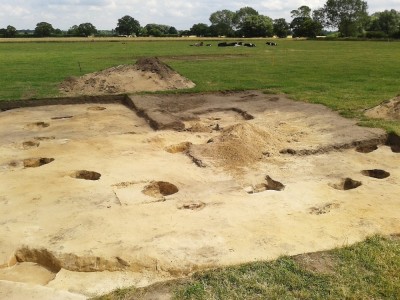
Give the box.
[165,142,192,153]
[71,170,101,180]
[51,116,73,120]
[356,144,378,153]
[246,176,285,194]
[177,201,206,210]
[361,169,390,179]
[87,106,106,111]
[25,122,50,129]
[22,141,40,149]
[34,136,55,141]
[23,158,54,168]
[0,262,57,285]
[330,178,362,190]
[142,181,179,198]
[386,132,400,153]
[309,203,340,215]
[265,175,285,191]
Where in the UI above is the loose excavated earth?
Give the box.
[59,57,195,96]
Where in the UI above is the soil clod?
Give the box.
[361,169,390,179]
[71,170,101,180]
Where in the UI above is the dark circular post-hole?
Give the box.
[361,169,390,179]
[142,181,179,198]
[23,158,54,168]
[331,178,362,190]
[71,170,101,180]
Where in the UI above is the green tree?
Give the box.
[209,9,235,36]
[375,10,400,36]
[115,15,140,36]
[273,18,290,37]
[168,26,178,35]
[241,15,273,37]
[4,25,17,37]
[291,5,312,18]
[34,22,54,37]
[67,25,79,36]
[190,23,209,36]
[323,0,369,37]
[233,6,259,31]
[290,6,323,38]
[77,23,97,36]
[144,24,171,37]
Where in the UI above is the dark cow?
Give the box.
[266,41,277,46]
[218,42,240,47]
[218,42,257,47]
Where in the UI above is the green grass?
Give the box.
[0,39,399,133]
[94,235,400,300]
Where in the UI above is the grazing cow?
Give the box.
[244,43,256,47]
[190,42,204,47]
[266,41,277,46]
[206,44,212,46]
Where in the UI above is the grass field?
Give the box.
[0,38,399,133]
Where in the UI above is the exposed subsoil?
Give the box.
[0,91,399,299]
[59,57,195,96]
[365,96,400,120]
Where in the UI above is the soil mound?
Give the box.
[59,57,195,96]
[364,96,400,120]
[189,122,283,172]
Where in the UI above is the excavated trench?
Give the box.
[0,91,399,297]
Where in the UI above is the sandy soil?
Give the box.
[365,96,400,120]
[0,91,399,298]
[59,57,195,96]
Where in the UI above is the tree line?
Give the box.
[1,0,400,39]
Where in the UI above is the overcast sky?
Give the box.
[1,0,399,30]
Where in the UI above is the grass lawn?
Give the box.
[95,235,400,300]
[0,38,399,133]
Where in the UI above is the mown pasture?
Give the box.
[0,38,399,133]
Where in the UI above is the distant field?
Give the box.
[0,38,399,133]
